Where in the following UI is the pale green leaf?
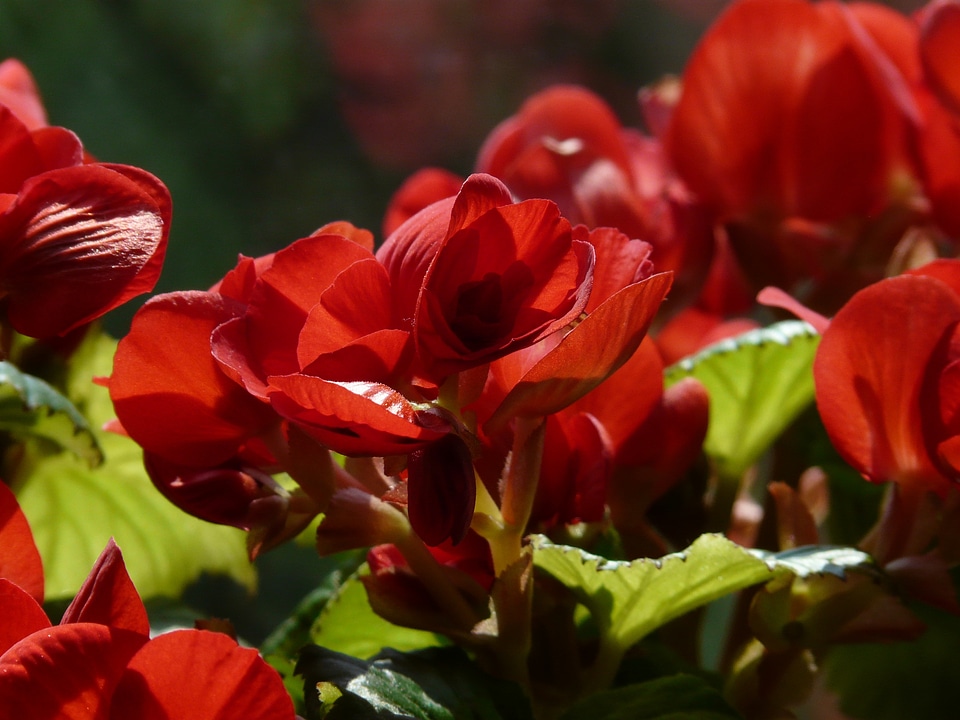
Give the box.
[531,534,873,655]
[13,326,255,599]
[0,360,102,466]
[665,320,820,479]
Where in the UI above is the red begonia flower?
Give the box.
[474,85,714,310]
[814,265,960,496]
[109,629,296,720]
[0,482,43,603]
[0,162,171,337]
[665,0,921,301]
[382,173,595,381]
[109,291,278,467]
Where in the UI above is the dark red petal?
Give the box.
[814,274,960,493]
[0,580,50,657]
[109,292,276,466]
[267,375,450,456]
[109,630,296,720]
[0,164,169,337]
[485,272,671,431]
[59,540,149,639]
[0,623,145,720]
[143,453,279,530]
[0,482,43,603]
[407,434,476,546]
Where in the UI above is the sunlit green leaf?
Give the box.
[558,674,739,720]
[310,567,446,659]
[13,326,255,599]
[530,533,873,657]
[0,360,102,466]
[665,320,820,479]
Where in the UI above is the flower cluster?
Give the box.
[7,0,960,716]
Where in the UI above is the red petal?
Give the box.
[109,292,276,466]
[666,0,828,216]
[0,580,50,657]
[577,225,653,312]
[267,375,450,456]
[0,482,43,602]
[0,623,144,720]
[245,233,374,378]
[0,164,169,337]
[59,540,149,639]
[382,167,463,238]
[445,173,514,235]
[920,0,960,114]
[0,105,45,192]
[109,630,295,720]
[814,274,960,492]
[485,272,671,431]
[0,59,48,130]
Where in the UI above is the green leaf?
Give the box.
[310,566,446,659]
[0,360,102,466]
[558,674,739,720]
[665,320,820,480]
[530,534,873,658]
[13,326,255,599]
[295,646,533,720]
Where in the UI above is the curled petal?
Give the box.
[0,164,170,337]
[0,59,47,130]
[143,453,284,530]
[814,274,960,493]
[109,630,296,720]
[267,375,451,456]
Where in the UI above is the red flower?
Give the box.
[0,60,170,338]
[210,226,451,457]
[0,484,295,719]
[665,0,923,307]
[379,173,595,382]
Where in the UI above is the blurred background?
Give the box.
[0,0,925,641]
